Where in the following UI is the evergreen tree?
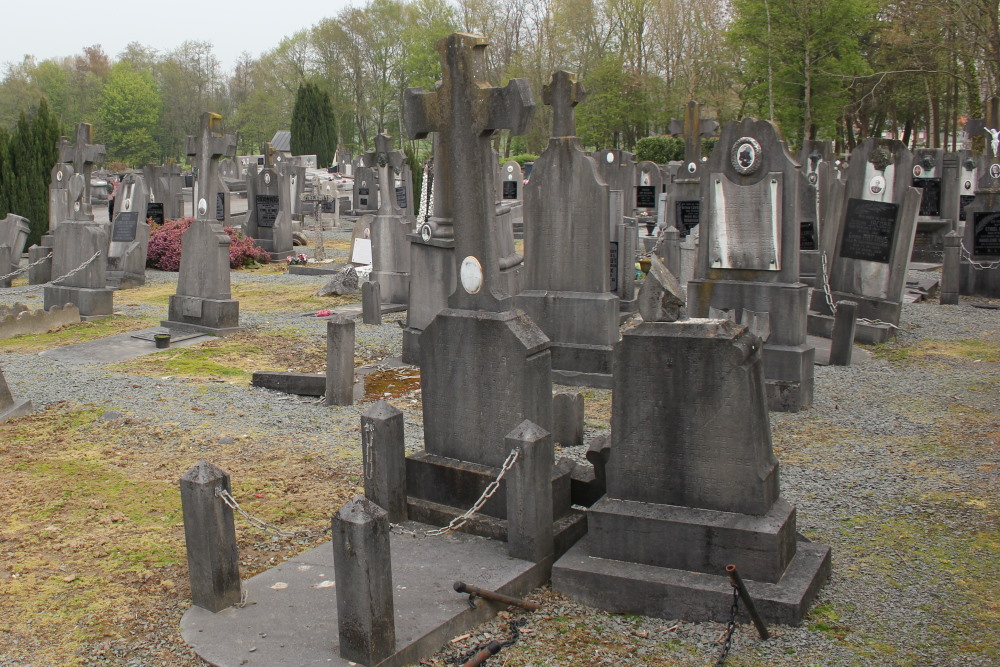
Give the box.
[290,82,337,167]
[1,101,61,246]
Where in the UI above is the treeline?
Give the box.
[0,0,996,167]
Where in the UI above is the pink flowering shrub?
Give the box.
[147,217,270,271]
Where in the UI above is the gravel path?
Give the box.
[1,259,998,665]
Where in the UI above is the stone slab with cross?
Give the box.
[142,163,183,222]
[246,143,292,260]
[361,132,412,305]
[58,123,106,221]
[106,173,150,289]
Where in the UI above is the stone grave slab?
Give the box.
[39,327,211,363]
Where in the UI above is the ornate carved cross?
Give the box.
[362,131,406,215]
[58,123,106,219]
[185,112,236,221]
[669,101,718,169]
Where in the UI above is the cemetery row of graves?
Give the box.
[0,32,998,667]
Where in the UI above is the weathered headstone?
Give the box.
[958,140,1000,297]
[163,112,240,334]
[686,118,815,412]
[352,166,378,214]
[106,173,150,289]
[0,365,33,420]
[499,160,523,201]
[48,162,75,234]
[362,132,412,305]
[910,147,952,258]
[797,140,838,285]
[635,160,663,216]
[664,101,718,238]
[515,69,619,387]
[57,123,106,222]
[245,143,293,260]
[43,220,113,317]
[0,214,30,278]
[325,315,355,406]
[143,162,183,221]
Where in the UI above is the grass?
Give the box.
[872,338,1000,364]
[0,314,160,352]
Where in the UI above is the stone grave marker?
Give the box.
[687,117,815,412]
[956,152,979,225]
[911,147,953,258]
[0,365,33,420]
[594,150,638,313]
[664,100,718,238]
[353,165,378,214]
[808,138,921,341]
[362,132,412,305]
[143,162,183,221]
[515,69,619,388]
[797,140,839,286]
[43,220,114,317]
[57,123,106,222]
[162,112,240,335]
[499,160,523,201]
[958,134,1000,296]
[0,214,30,278]
[245,143,292,260]
[106,173,150,289]
[48,162,74,234]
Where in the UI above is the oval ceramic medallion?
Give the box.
[869,175,885,195]
[730,137,762,175]
[420,223,433,242]
[56,170,63,182]
[264,172,271,185]
[992,163,1000,180]
[123,198,131,211]
[913,165,922,177]
[507,165,514,173]
[687,162,697,174]
[605,152,614,164]
[198,198,208,216]
[965,180,972,191]
[808,172,818,185]
[460,256,483,294]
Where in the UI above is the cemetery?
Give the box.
[0,5,998,667]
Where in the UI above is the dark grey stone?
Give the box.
[362,281,382,325]
[551,391,584,447]
[958,184,1000,298]
[332,496,395,666]
[251,371,326,396]
[179,461,241,613]
[362,400,407,522]
[0,365,32,420]
[829,300,858,365]
[940,231,960,304]
[325,315,355,406]
[638,254,685,322]
[317,267,360,297]
[505,421,554,562]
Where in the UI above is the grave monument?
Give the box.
[245,143,293,260]
[959,128,1000,297]
[362,132,412,306]
[106,173,150,289]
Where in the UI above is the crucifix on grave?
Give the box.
[544,70,586,138]
[362,132,407,216]
[58,123,106,220]
[185,112,236,221]
[404,32,534,312]
[669,100,718,175]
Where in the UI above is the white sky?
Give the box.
[1,0,357,74]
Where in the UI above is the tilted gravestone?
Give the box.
[362,132,412,305]
[0,365,33,420]
[687,118,815,412]
[808,138,921,341]
[515,69,619,388]
[162,112,241,335]
[0,214,30,279]
[106,173,151,289]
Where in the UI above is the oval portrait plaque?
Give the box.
[730,137,763,175]
[460,255,483,294]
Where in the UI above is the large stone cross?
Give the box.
[403,32,534,312]
[669,100,718,169]
[262,142,278,169]
[58,123,106,219]
[185,112,236,221]
[543,70,586,138]
[362,131,406,215]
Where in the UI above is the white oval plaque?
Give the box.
[420,223,433,242]
[264,173,271,185]
[687,162,697,174]
[56,170,63,182]
[605,152,615,164]
[460,256,483,294]
[123,198,131,211]
[992,163,1000,180]
[507,165,514,173]
[869,175,885,195]
[198,198,208,216]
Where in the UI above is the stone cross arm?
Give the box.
[542,70,586,138]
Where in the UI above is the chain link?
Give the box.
[362,421,375,481]
[216,487,328,541]
[0,252,53,283]
[451,617,527,666]
[714,585,740,666]
[50,250,102,286]
[819,250,838,316]
[959,237,1000,270]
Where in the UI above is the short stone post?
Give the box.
[551,391,584,447]
[940,230,961,305]
[658,226,682,278]
[361,400,407,522]
[179,461,242,612]
[505,420,554,562]
[325,314,355,406]
[362,281,382,325]
[0,247,12,288]
[829,300,858,366]
[333,496,395,665]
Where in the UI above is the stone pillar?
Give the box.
[0,246,11,288]
[361,400,407,522]
[362,281,382,325]
[830,300,858,366]
[332,496,395,665]
[656,226,682,279]
[179,461,242,613]
[551,391,584,447]
[505,420,554,562]
[325,315,355,406]
[940,231,961,305]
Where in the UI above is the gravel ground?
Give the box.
[1,255,998,665]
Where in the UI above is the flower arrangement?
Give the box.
[286,253,309,265]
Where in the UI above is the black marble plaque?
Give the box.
[111,211,139,242]
[609,241,619,292]
[358,187,370,196]
[146,202,165,226]
[960,195,976,222]
[841,198,898,264]
[321,201,335,213]
[255,194,279,228]
[675,200,700,237]
[216,192,226,221]
[973,211,1000,256]
[395,186,407,209]
[502,180,518,200]
[912,178,942,217]
[636,185,656,208]
[800,220,817,251]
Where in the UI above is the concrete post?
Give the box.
[362,281,382,325]
[325,315,355,406]
[333,496,395,665]
[361,400,407,522]
[551,391,584,447]
[505,420,554,562]
[941,231,961,305]
[0,246,11,287]
[829,300,858,366]
[660,226,682,278]
[179,461,242,612]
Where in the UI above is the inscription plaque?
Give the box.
[800,220,817,251]
[959,195,975,222]
[636,185,656,208]
[111,211,139,243]
[395,186,407,209]
[912,178,942,217]
[255,194,279,228]
[216,192,225,221]
[709,176,780,270]
[609,241,619,292]
[973,211,1000,256]
[675,200,700,237]
[502,180,518,200]
[841,198,898,264]
[358,187,370,196]
[146,202,165,226]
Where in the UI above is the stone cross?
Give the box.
[185,112,236,221]
[362,131,406,215]
[669,100,718,168]
[57,123,106,220]
[404,32,534,312]
[262,142,277,169]
[543,70,586,138]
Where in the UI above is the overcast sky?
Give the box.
[2,0,356,73]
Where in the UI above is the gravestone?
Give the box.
[362,132,412,305]
[0,214,30,276]
[635,160,663,213]
[56,123,106,222]
[955,152,978,224]
[910,147,952,258]
[594,150,639,313]
[808,138,921,341]
[43,220,114,317]
[664,101,718,238]
[515,69,619,388]
[106,173,150,289]
[499,160,523,202]
[48,162,75,234]
[0,365,33,420]
[403,33,577,544]
[353,166,378,214]
[553,301,831,625]
[797,140,838,286]
[279,160,306,225]
[163,112,240,335]
[958,139,1000,297]
[396,161,416,217]
[245,143,292,260]
[349,215,374,265]
[687,118,815,412]
[143,163,183,220]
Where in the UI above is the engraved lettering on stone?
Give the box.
[709,175,781,270]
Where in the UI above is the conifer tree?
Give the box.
[290,82,337,167]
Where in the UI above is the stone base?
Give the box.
[28,239,53,285]
[251,371,326,396]
[809,288,901,327]
[372,270,410,306]
[164,295,241,336]
[287,264,346,276]
[762,343,814,412]
[552,368,613,390]
[0,399,33,420]
[43,285,114,318]
[401,326,421,365]
[807,311,894,344]
[553,536,830,626]
[959,264,1000,298]
[799,250,818,287]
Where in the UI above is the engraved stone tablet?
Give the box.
[973,211,1000,256]
[147,202,165,226]
[609,241,619,291]
[708,176,781,270]
[800,220,817,251]
[111,211,139,243]
[841,198,898,264]
[502,180,518,200]
[395,186,407,209]
[912,178,942,217]
[960,195,975,222]
[675,200,700,237]
[636,185,656,208]
[255,194,279,228]
[216,192,225,221]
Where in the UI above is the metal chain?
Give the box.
[362,421,375,481]
[0,252,53,283]
[451,617,528,666]
[959,238,1000,270]
[714,585,740,666]
[216,487,328,541]
[819,250,838,316]
[50,250,102,286]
